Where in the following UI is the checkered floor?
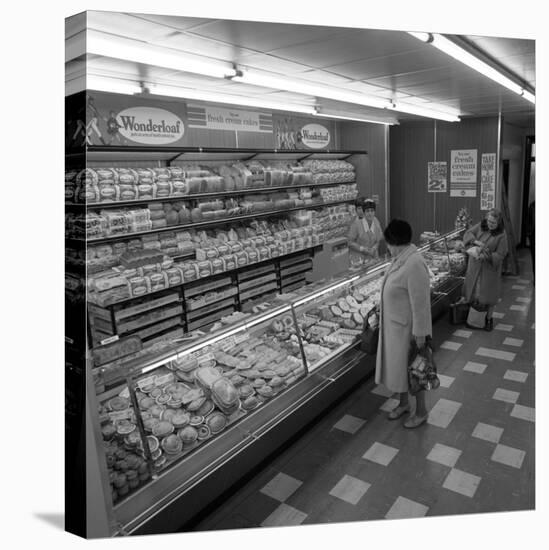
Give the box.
[192,253,535,531]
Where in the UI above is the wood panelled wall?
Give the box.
[389,117,499,237]
[338,122,388,227]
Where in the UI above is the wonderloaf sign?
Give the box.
[116,107,185,144]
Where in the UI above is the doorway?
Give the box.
[520,136,535,246]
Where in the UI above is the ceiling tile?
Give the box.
[152,32,256,62]
[238,53,317,74]
[190,20,344,52]
[87,11,176,41]
[127,13,214,31]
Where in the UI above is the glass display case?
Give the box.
[87,228,466,536]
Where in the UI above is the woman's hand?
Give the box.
[415,335,426,347]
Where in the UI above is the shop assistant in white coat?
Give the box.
[375,219,432,429]
[348,198,383,266]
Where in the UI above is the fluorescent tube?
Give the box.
[86,29,237,79]
[314,111,397,125]
[408,32,535,103]
[149,84,318,114]
[388,101,461,122]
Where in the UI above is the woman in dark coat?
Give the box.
[462,209,508,330]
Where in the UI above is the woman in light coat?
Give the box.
[375,219,432,428]
[348,197,383,265]
[462,209,508,330]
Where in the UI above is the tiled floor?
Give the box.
[192,253,535,532]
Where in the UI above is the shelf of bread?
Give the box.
[238,272,277,292]
[185,286,238,312]
[239,281,280,302]
[187,306,236,332]
[80,205,352,271]
[73,199,355,245]
[280,260,312,278]
[86,207,352,308]
[183,276,233,299]
[66,158,358,206]
[236,263,276,282]
[186,297,237,321]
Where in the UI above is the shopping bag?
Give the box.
[449,302,469,325]
[466,302,487,329]
[360,306,379,355]
[407,338,440,395]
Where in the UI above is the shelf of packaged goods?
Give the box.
[185,288,238,313]
[80,182,357,210]
[238,272,277,292]
[88,245,323,308]
[186,297,237,322]
[279,251,313,269]
[133,317,185,342]
[142,326,186,348]
[239,281,279,302]
[183,276,234,299]
[281,279,309,294]
[280,261,313,279]
[82,200,354,245]
[236,263,276,282]
[113,293,182,322]
[116,304,185,335]
[187,306,236,332]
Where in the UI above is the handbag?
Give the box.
[466,301,487,329]
[360,305,379,355]
[407,338,440,395]
[449,301,469,325]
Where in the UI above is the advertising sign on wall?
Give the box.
[272,115,333,150]
[187,104,273,133]
[427,161,448,193]
[67,92,189,148]
[480,153,497,210]
[450,149,478,197]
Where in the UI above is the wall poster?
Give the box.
[427,161,448,193]
[480,153,496,210]
[450,149,478,197]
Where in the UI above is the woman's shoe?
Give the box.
[388,404,410,420]
[403,414,428,429]
[484,317,494,331]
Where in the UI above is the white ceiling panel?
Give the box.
[269,28,423,68]
[152,32,256,62]
[128,13,214,32]
[87,11,175,42]
[296,70,356,86]
[189,20,344,52]
[237,53,320,75]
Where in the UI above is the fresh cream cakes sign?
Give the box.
[450,149,478,197]
[187,104,273,133]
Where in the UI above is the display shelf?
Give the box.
[84,145,368,164]
[280,261,312,278]
[84,199,354,245]
[187,306,236,331]
[238,272,277,291]
[87,229,465,536]
[236,263,276,282]
[183,276,233,299]
[186,297,237,321]
[239,281,279,301]
[113,292,182,322]
[82,180,357,210]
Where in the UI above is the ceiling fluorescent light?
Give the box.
[408,31,431,43]
[389,101,461,122]
[233,70,391,110]
[408,32,535,102]
[521,90,535,104]
[87,75,142,95]
[314,111,396,125]
[148,84,317,114]
[86,29,237,79]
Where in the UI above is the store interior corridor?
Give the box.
[190,250,535,531]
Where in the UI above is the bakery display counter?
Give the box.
[87,228,466,537]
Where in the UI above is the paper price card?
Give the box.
[154,374,173,387]
[108,410,133,422]
[137,376,155,390]
[218,336,236,352]
[197,352,215,364]
[234,332,250,345]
